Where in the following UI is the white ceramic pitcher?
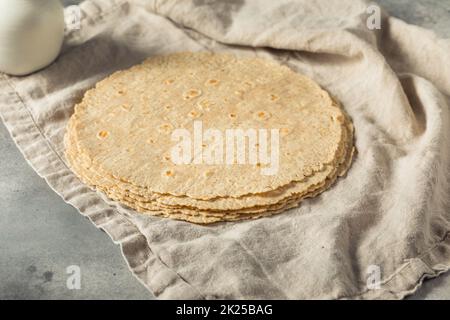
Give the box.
[0,0,65,76]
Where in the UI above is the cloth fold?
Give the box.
[1,0,450,299]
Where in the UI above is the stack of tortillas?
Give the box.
[65,52,355,224]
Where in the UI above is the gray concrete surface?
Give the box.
[0,0,449,300]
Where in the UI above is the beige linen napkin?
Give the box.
[1,0,450,299]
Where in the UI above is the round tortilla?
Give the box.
[67,52,351,200]
[65,52,356,223]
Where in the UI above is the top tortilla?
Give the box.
[68,52,349,199]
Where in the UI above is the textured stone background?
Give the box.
[0,0,449,299]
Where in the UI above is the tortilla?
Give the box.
[65,52,355,223]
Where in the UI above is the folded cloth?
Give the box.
[1,0,450,299]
